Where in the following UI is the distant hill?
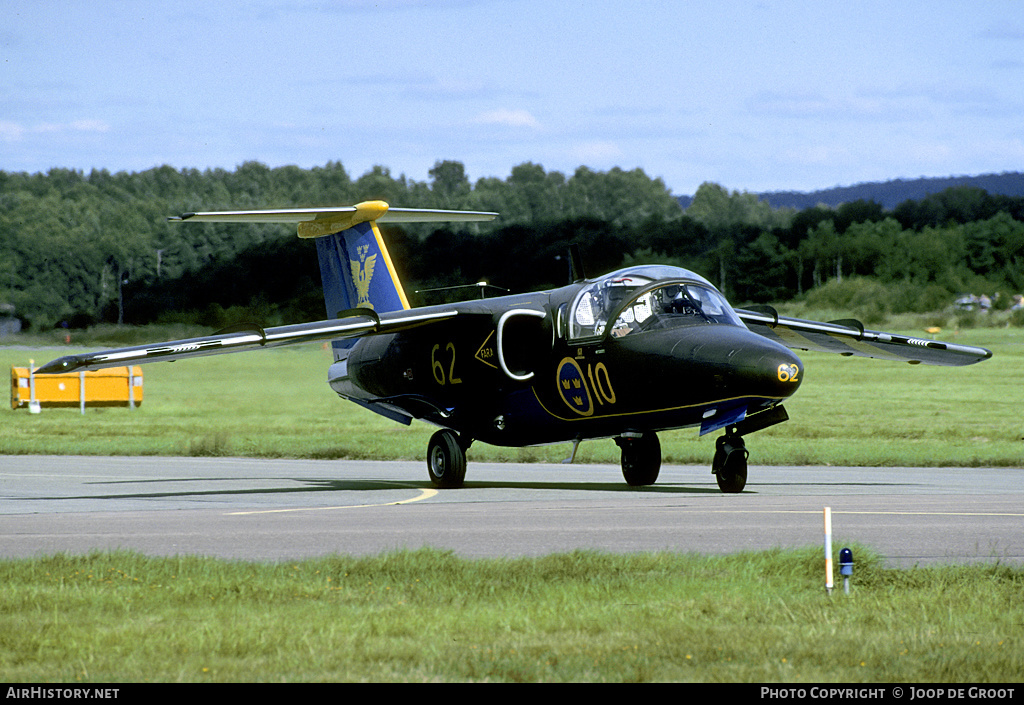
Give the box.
[676,172,1024,210]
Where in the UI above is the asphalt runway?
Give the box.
[2,455,1022,567]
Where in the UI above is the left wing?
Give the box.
[736,307,992,366]
[37,309,456,375]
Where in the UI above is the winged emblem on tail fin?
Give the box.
[350,245,377,310]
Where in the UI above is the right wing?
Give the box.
[37,309,456,374]
[736,307,992,367]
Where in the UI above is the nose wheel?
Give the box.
[712,435,748,493]
[709,405,788,493]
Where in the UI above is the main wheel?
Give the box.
[427,429,467,489]
[712,435,748,493]
[618,432,661,486]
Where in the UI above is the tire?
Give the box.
[618,432,661,486]
[713,435,748,493]
[427,429,467,489]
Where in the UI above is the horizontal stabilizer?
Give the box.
[38,310,457,374]
[169,200,497,238]
[736,308,992,366]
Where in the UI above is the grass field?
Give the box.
[1,547,1021,683]
[2,325,1021,468]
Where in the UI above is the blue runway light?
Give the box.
[839,547,853,594]
[839,547,853,576]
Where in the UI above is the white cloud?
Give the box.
[0,120,110,141]
[0,121,25,141]
[69,119,110,133]
[471,109,541,129]
[570,140,625,163]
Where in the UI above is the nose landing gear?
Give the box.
[710,404,789,493]
[713,435,748,493]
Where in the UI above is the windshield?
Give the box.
[568,267,741,340]
[569,273,652,339]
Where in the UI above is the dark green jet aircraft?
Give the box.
[40,201,992,493]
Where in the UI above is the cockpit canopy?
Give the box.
[567,265,742,341]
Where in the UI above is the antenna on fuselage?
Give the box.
[413,282,510,301]
[569,243,586,283]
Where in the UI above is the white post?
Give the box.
[28,359,41,414]
[80,370,86,415]
[824,507,834,595]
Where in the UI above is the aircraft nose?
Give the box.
[748,338,803,400]
[682,327,803,401]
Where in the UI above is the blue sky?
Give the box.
[3,0,1023,195]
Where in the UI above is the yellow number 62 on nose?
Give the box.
[777,364,800,383]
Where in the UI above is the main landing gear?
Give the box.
[616,432,661,486]
[427,429,468,489]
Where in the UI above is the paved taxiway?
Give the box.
[2,456,1021,567]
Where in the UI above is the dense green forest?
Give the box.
[2,160,1023,332]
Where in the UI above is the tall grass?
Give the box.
[0,547,1019,682]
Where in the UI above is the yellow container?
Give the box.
[10,366,143,410]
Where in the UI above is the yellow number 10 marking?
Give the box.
[587,362,617,405]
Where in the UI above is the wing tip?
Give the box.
[36,356,84,375]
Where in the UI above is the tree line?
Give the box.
[1,161,1023,331]
[753,172,1024,210]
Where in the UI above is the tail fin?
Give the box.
[308,199,499,316]
[315,217,411,318]
[310,201,494,358]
